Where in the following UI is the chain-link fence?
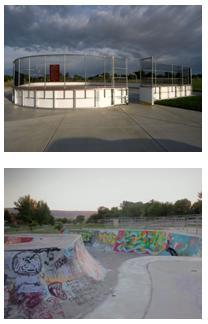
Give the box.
[90,214,202,235]
[140,56,192,86]
[13,54,128,89]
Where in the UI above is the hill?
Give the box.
[5,208,95,219]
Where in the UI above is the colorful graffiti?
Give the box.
[95,231,117,247]
[112,230,201,257]
[113,230,168,255]
[80,231,94,244]
[169,233,201,257]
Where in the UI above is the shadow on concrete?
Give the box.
[46,137,201,152]
[4,90,13,102]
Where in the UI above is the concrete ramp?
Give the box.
[4,234,106,319]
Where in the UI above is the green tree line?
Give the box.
[86,194,202,223]
[4,193,202,227]
[5,195,54,228]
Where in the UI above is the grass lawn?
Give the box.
[192,78,202,92]
[155,96,202,112]
[4,223,114,234]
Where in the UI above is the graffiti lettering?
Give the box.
[96,232,116,246]
[54,256,68,270]
[12,252,42,276]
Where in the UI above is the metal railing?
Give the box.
[92,214,202,235]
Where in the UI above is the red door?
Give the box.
[50,64,60,82]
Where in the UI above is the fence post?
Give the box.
[112,56,115,88]
[28,57,30,97]
[18,58,20,86]
[125,58,128,89]
[63,54,66,98]
[103,56,106,88]
[181,64,183,86]
[44,56,46,98]
[151,56,153,87]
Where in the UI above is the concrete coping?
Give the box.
[4,234,80,251]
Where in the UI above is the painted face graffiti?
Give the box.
[48,282,67,300]
[12,252,42,276]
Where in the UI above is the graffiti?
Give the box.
[64,246,74,258]
[64,277,95,305]
[48,282,67,300]
[42,257,83,284]
[23,292,42,308]
[113,230,168,255]
[170,233,202,256]
[44,250,55,267]
[54,256,68,270]
[80,231,94,244]
[12,252,42,276]
[16,276,44,294]
[96,231,116,246]
[5,236,33,245]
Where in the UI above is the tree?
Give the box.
[14,195,54,226]
[35,200,54,225]
[75,215,85,223]
[4,209,12,224]
[14,195,37,225]
[110,207,120,218]
[191,200,202,214]
[174,199,191,215]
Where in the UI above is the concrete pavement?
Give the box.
[85,256,202,319]
[4,89,201,152]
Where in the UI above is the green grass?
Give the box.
[4,81,13,88]
[155,96,202,112]
[5,224,60,234]
[4,223,114,234]
[192,78,202,92]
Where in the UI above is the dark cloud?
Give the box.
[4,5,202,73]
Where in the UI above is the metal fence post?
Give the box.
[103,56,106,88]
[151,56,153,87]
[13,62,15,87]
[18,58,20,86]
[64,54,66,93]
[181,64,183,85]
[44,56,46,98]
[28,57,30,97]
[112,56,115,88]
[125,58,128,89]
[172,64,173,87]
[84,55,87,88]
[154,61,157,86]
[190,68,192,86]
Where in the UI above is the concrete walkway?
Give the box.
[4,89,201,152]
[85,256,201,319]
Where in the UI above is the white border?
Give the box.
[1,1,206,323]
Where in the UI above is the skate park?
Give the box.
[4,229,202,319]
[4,55,201,152]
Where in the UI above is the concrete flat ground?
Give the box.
[85,256,202,319]
[4,89,202,152]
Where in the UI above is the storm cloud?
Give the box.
[4,5,202,73]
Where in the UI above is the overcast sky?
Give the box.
[4,169,201,210]
[4,5,202,74]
